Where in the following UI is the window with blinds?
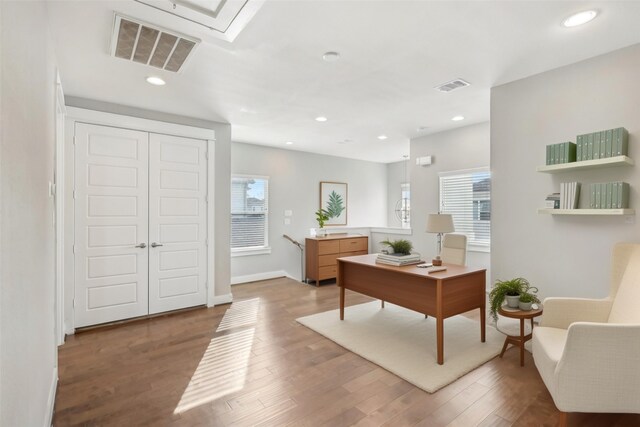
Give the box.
[231,176,269,250]
[439,168,490,248]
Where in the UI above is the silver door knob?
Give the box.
[135,243,147,248]
[151,242,164,248]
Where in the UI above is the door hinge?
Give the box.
[72,244,76,254]
[73,136,77,145]
[73,190,77,199]
[72,298,76,307]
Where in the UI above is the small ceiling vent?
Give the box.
[111,14,200,73]
[434,79,471,93]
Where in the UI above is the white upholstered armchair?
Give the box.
[532,242,640,426]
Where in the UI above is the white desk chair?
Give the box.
[441,233,467,266]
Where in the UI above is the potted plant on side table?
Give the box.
[518,290,541,311]
[489,277,530,321]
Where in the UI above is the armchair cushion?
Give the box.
[532,326,567,395]
[539,297,612,329]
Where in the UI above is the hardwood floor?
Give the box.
[54,278,640,426]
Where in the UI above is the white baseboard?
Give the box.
[45,367,58,427]
[231,270,288,285]
[210,293,233,306]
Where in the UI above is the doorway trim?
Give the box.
[55,72,66,346]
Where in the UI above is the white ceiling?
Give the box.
[47,1,640,163]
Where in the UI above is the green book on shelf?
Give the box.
[576,135,583,161]
[594,183,601,209]
[567,142,576,162]
[618,182,630,209]
[612,182,618,210]
[546,145,551,165]
[616,127,629,156]
[590,184,596,209]
[555,143,561,164]
[560,143,566,164]
[606,182,613,209]
[601,182,607,210]
[599,132,607,159]
[587,133,593,160]
[593,132,600,159]
[605,129,613,158]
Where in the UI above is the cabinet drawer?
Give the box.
[318,240,340,255]
[319,265,337,280]
[319,253,339,267]
[339,238,367,252]
[339,250,368,258]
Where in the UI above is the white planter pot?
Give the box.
[505,295,520,308]
[519,301,533,311]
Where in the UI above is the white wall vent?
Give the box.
[433,79,471,93]
[111,14,200,73]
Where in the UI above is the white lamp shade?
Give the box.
[426,213,454,233]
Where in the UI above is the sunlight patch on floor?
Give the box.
[174,299,260,414]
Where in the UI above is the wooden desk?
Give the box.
[337,254,486,365]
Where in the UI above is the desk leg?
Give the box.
[340,285,345,320]
[381,300,385,308]
[480,305,486,343]
[437,316,444,365]
[519,318,525,367]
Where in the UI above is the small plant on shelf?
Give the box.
[489,277,534,320]
[380,239,413,255]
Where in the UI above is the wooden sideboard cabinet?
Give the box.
[305,234,368,286]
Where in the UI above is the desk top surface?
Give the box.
[305,234,367,242]
[337,254,485,280]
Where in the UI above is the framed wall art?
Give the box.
[319,181,347,225]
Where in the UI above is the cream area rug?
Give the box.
[297,301,505,393]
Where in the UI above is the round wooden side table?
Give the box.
[497,305,543,367]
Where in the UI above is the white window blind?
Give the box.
[231,176,268,250]
[439,168,490,247]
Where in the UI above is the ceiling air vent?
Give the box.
[434,79,471,93]
[111,14,200,73]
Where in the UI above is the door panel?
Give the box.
[74,124,149,327]
[148,133,207,314]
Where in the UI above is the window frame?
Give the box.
[438,167,491,253]
[230,174,271,257]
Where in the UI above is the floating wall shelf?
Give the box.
[537,208,635,216]
[536,156,633,174]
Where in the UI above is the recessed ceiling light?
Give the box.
[417,126,429,132]
[377,135,388,140]
[452,115,465,121]
[322,51,340,62]
[315,116,327,122]
[285,141,293,145]
[146,76,166,86]
[563,10,598,27]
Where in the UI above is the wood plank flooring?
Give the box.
[54,277,640,426]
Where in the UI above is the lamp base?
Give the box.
[432,256,442,266]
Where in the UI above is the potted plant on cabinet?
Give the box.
[380,239,413,255]
[315,208,330,237]
[489,277,530,321]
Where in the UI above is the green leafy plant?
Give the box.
[489,277,532,321]
[519,292,540,304]
[325,191,345,218]
[315,208,330,228]
[380,239,413,255]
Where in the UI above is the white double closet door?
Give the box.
[74,123,208,328]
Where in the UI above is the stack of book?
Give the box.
[545,193,560,209]
[590,182,629,209]
[560,182,581,209]
[376,253,422,266]
[546,142,577,165]
[576,127,628,161]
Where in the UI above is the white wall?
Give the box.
[491,43,640,299]
[377,123,491,274]
[231,142,388,281]
[1,1,58,425]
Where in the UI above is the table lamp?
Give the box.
[426,213,454,266]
